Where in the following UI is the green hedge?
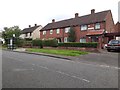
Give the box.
[43,39,58,47]
[58,42,98,48]
[32,39,43,48]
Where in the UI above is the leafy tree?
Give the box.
[2,26,21,46]
[68,27,76,42]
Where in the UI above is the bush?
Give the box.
[43,39,58,47]
[22,41,32,47]
[58,42,98,48]
[15,38,25,47]
[32,39,43,48]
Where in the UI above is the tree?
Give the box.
[68,27,76,42]
[2,26,21,45]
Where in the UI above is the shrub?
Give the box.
[32,39,43,48]
[15,38,25,47]
[43,39,58,47]
[23,41,32,47]
[58,42,98,48]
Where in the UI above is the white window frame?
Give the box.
[81,25,87,31]
[95,23,100,30]
[64,37,68,43]
[65,27,70,33]
[80,38,86,43]
[50,30,53,34]
[56,29,60,34]
[43,31,46,35]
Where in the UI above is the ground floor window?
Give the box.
[80,38,86,43]
[64,37,68,43]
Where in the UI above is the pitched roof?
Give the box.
[21,25,40,34]
[41,10,110,31]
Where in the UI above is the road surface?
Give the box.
[2,50,118,88]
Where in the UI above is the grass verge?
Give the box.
[26,48,88,56]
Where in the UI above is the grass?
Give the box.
[26,48,88,56]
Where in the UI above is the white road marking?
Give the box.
[54,58,120,70]
[13,68,34,71]
[32,64,90,83]
[55,71,90,82]
[37,65,49,70]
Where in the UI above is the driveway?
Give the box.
[73,50,119,67]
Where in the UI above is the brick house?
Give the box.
[40,9,115,48]
[20,24,42,40]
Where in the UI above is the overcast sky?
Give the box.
[0,0,119,31]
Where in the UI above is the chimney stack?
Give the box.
[91,9,95,14]
[52,19,55,23]
[29,25,31,27]
[75,13,79,18]
[34,24,37,26]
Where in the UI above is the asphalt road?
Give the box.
[2,50,118,88]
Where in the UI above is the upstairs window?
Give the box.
[65,27,70,33]
[43,31,46,35]
[50,30,53,34]
[95,23,100,30]
[81,25,87,31]
[56,29,60,34]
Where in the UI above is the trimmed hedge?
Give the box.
[32,39,43,48]
[43,39,58,47]
[58,42,98,48]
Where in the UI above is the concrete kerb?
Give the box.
[4,49,72,60]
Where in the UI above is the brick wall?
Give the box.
[115,22,120,32]
[105,11,115,33]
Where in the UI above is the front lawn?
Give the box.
[26,48,88,56]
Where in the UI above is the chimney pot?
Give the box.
[35,24,37,26]
[75,13,79,18]
[91,9,95,14]
[29,25,31,27]
[52,19,55,23]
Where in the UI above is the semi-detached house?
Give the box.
[20,24,42,40]
[40,9,115,48]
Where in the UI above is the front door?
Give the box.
[91,36,99,42]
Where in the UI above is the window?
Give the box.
[64,37,68,42]
[56,29,60,34]
[43,31,46,35]
[50,30,53,34]
[80,38,86,43]
[81,25,87,31]
[30,32,32,36]
[65,27,70,33]
[95,23,100,30]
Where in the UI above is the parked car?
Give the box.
[106,39,120,52]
